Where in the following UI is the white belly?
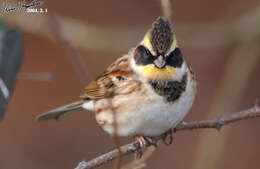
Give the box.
[94,73,196,137]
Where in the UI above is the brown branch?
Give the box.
[74,104,260,169]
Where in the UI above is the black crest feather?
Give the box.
[151,17,173,55]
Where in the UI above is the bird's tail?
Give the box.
[36,100,85,121]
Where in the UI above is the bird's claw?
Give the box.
[162,129,174,146]
[134,136,158,159]
[134,136,146,159]
[143,136,158,147]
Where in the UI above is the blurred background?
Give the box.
[0,0,260,169]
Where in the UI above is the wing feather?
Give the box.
[81,55,132,100]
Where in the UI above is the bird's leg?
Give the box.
[161,129,174,146]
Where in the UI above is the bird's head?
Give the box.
[132,17,185,81]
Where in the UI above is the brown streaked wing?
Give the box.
[81,73,115,99]
[81,54,131,100]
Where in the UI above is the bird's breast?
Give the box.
[94,71,196,137]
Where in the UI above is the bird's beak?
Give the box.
[154,55,166,68]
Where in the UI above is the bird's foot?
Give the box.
[144,136,159,147]
[134,136,158,159]
[161,129,174,146]
[134,136,146,159]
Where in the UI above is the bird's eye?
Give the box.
[166,48,183,68]
[134,45,154,65]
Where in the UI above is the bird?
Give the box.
[37,17,197,151]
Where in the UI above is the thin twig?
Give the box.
[48,13,92,84]
[75,104,260,169]
[105,92,122,169]
[160,0,172,20]
[114,3,174,169]
[17,73,53,81]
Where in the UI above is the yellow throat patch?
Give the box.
[140,64,176,80]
